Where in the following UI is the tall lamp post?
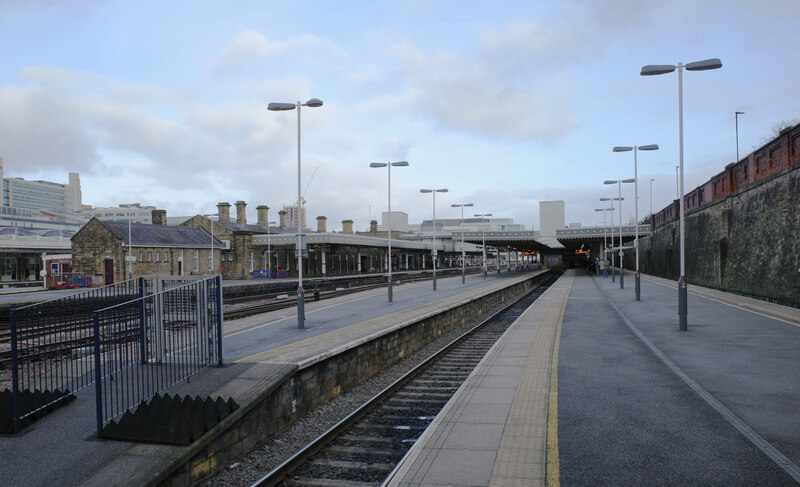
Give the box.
[604,179,635,289]
[735,111,745,163]
[641,57,722,331]
[649,178,655,220]
[420,188,448,290]
[474,213,492,279]
[266,220,276,278]
[202,213,219,274]
[268,97,324,329]
[600,197,622,282]
[451,202,473,284]
[127,213,133,279]
[370,161,409,302]
[594,207,613,262]
[613,144,659,301]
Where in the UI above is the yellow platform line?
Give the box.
[546,274,572,487]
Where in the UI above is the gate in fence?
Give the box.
[2,275,223,435]
[93,275,223,437]
[4,278,143,433]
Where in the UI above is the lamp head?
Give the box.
[613,146,633,152]
[267,102,296,111]
[391,161,409,167]
[640,144,659,151]
[420,189,433,193]
[685,58,722,71]
[603,180,616,185]
[640,64,676,76]
[370,162,387,168]
[303,98,324,107]
[436,188,449,193]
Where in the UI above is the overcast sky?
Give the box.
[1,0,798,231]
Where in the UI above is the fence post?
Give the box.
[10,309,20,433]
[138,277,146,365]
[216,275,223,367]
[93,311,104,436]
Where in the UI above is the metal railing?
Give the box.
[7,278,144,432]
[93,275,223,434]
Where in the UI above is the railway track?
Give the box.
[250,273,557,487]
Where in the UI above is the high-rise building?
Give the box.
[0,157,83,213]
[81,203,155,224]
[283,204,306,230]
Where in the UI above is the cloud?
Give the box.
[211,29,342,76]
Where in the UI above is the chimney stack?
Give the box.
[342,219,354,234]
[217,202,231,222]
[279,210,287,229]
[256,205,269,226]
[370,220,378,235]
[151,209,167,225]
[316,216,327,233]
[235,200,247,225]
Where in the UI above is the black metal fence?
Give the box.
[6,278,144,433]
[93,275,223,435]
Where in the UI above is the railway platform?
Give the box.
[0,269,540,487]
[385,269,800,486]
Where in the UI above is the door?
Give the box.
[104,259,114,285]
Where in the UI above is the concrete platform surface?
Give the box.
[386,270,800,486]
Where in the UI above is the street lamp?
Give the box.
[420,188,448,290]
[604,179,634,289]
[594,208,613,262]
[735,111,745,163]
[642,57,722,331]
[474,213,492,279]
[451,202,474,284]
[370,161,409,302]
[649,178,655,220]
[268,97,323,329]
[266,220,276,278]
[202,213,219,274]
[599,197,623,282]
[613,144,659,301]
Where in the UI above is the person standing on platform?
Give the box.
[601,258,608,278]
[595,257,601,276]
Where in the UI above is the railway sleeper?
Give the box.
[286,476,381,487]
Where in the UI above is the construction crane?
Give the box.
[300,166,319,205]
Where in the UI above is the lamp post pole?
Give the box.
[202,213,219,274]
[650,178,655,220]
[605,180,634,289]
[594,208,612,261]
[127,214,133,279]
[614,144,659,300]
[268,97,323,329]
[420,188,448,290]
[451,202,473,284]
[370,161,409,302]
[642,58,722,330]
[600,197,620,282]
[475,213,491,279]
[735,111,745,163]
[267,220,276,278]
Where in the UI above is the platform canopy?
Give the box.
[459,230,564,252]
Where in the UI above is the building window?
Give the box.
[147,252,152,262]
[164,252,169,262]
[229,253,234,262]
[156,252,160,262]
[139,251,143,262]
[249,251,253,272]
[208,252,213,271]
[193,250,199,272]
